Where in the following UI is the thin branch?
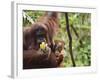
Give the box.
[65,13,76,67]
[71,25,83,46]
[23,11,34,24]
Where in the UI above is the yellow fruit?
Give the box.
[40,42,46,50]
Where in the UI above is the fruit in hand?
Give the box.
[40,42,46,50]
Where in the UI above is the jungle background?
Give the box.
[23,10,91,67]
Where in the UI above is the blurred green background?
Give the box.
[23,10,91,67]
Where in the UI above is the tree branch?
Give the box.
[71,25,83,46]
[65,13,76,67]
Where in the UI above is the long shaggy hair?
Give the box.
[23,12,59,50]
[23,12,64,69]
